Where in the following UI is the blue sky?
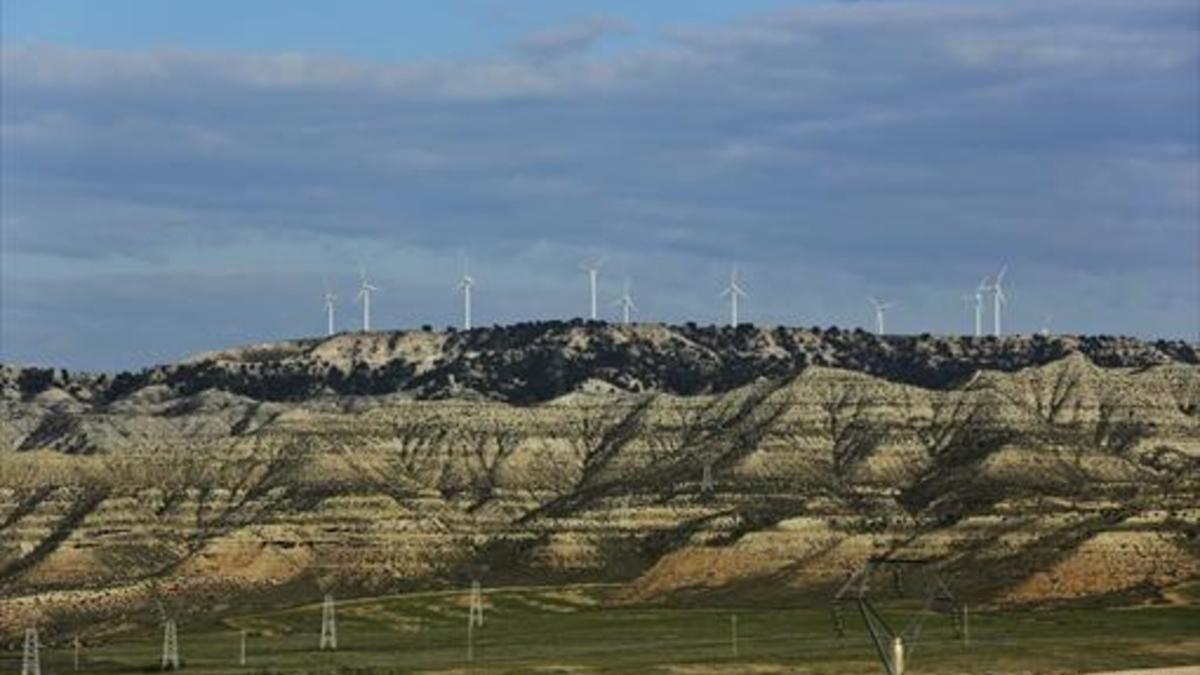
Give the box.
[3,1,803,60]
[2,1,1198,370]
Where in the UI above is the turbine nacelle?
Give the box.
[458,256,475,290]
[614,279,636,308]
[354,268,378,332]
[868,296,895,312]
[720,265,748,327]
[614,278,637,324]
[868,296,895,335]
[457,256,476,330]
[985,264,1008,337]
[987,266,1007,301]
[357,282,378,302]
[579,257,605,273]
[720,266,748,298]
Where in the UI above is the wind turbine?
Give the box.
[356,268,378,332]
[581,258,604,321]
[614,278,636,325]
[868,296,895,335]
[988,265,1007,337]
[323,286,337,337]
[457,257,475,330]
[720,266,748,327]
[963,277,988,337]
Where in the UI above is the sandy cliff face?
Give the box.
[0,330,1198,638]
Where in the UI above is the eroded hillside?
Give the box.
[2,328,1199,640]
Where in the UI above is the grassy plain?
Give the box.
[3,584,1198,674]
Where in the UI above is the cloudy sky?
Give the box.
[2,0,1197,371]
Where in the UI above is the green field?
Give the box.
[5,584,1199,674]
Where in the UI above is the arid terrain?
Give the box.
[1,323,1198,649]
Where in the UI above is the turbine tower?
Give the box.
[614,278,636,325]
[356,268,378,332]
[323,289,337,337]
[964,277,988,338]
[720,266,748,327]
[457,257,475,330]
[868,296,895,336]
[581,258,604,321]
[989,265,1007,337]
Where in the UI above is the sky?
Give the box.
[2,0,1198,371]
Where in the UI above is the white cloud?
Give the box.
[513,15,634,61]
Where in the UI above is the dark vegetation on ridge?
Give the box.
[5,321,1197,406]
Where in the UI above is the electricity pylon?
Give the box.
[161,619,180,671]
[320,593,338,650]
[22,627,40,675]
[469,580,485,627]
[831,557,962,675]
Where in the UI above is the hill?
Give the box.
[0,323,1197,640]
[4,322,1196,409]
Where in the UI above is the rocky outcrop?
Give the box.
[0,329,1197,639]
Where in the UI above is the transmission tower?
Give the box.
[73,634,81,672]
[464,579,485,663]
[700,460,715,496]
[239,628,247,666]
[320,593,338,650]
[830,557,962,675]
[161,619,180,671]
[469,580,485,628]
[21,627,40,675]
